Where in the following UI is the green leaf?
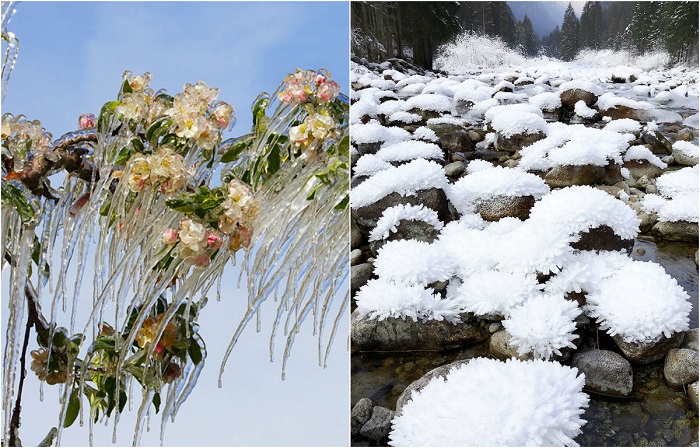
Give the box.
[115,146,132,166]
[221,140,251,163]
[334,194,349,210]
[306,184,320,201]
[1,182,40,224]
[64,389,81,428]
[97,100,121,133]
[145,117,174,146]
[188,338,203,365]
[121,79,133,95]
[153,393,161,414]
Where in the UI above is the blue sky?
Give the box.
[1,2,349,446]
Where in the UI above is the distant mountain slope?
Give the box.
[508,1,567,38]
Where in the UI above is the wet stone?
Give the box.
[350,249,363,266]
[475,195,535,222]
[489,329,531,361]
[571,349,633,397]
[688,382,698,414]
[351,263,374,291]
[359,406,394,441]
[545,164,607,187]
[440,131,474,154]
[613,332,684,364]
[570,225,634,254]
[651,221,699,243]
[444,161,466,178]
[663,348,699,389]
[495,131,546,153]
[351,398,375,436]
[351,311,489,352]
[681,329,698,351]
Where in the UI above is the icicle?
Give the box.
[132,388,154,447]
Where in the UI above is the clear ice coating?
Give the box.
[2,64,348,445]
[1,1,20,101]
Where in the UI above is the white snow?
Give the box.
[413,126,438,142]
[529,92,562,112]
[404,93,452,112]
[486,105,547,138]
[624,145,667,169]
[351,121,411,145]
[559,79,604,96]
[374,239,455,286]
[448,269,541,317]
[585,261,691,344]
[388,111,422,124]
[355,279,461,323]
[574,101,597,118]
[503,294,580,360]
[389,358,589,447]
[377,140,444,162]
[641,166,699,222]
[595,92,653,111]
[604,118,642,134]
[527,186,640,240]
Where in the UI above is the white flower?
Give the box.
[178,219,207,251]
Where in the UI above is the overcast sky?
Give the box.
[1,2,349,446]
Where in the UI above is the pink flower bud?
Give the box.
[162,228,178,245]
[78,113,97,130]
[207,232,223,250]
[315,74,326,86]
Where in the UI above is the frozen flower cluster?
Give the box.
[30,348,68,385]
[125,145,187,194]
[278,69,340,105]
[218,179,261,247]
[163,218,223,267]
[115,71,234,151]
[1,114,53,172]
[279,69,342,153]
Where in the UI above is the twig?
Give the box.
[3,250,51,447]
[37,427,57,447]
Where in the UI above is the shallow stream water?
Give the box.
[351,238,699,447]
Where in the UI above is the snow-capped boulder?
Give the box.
[559,80,603,109]
[545,164,608,188]
[671,141,699,167]
[570,349,633,397]
[613,332,685,365]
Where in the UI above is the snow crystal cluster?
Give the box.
[389,358,589,447]
[642,166,699,223]
[370,204,443,242]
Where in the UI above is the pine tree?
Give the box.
[559,3,580,61]
[630,1,664,54]
[579,1,604,50]
[541,26,561,58]
[662,1,699,63]
[521,16,540,56]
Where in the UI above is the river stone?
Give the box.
[613,332,684,364]
[545,164,607,187]
[408,107,441,123]
[369,219,441,255]
[351,398,375,436]
[353,188,450,231]
[474,195,535,221]
[642,131,673,155]
[427,123,467,138]
[561,89,598,109]
[359,406,394,441]
[466,128,486,143]
[351,263,374,291]
[601,105,646,121]
[350,249,364,266]
[444,161,466,178]
[495,131,546,153]
[651,221,699,243]
[570,225,635,254]
[688,382,699,413]
[663,348,699,389]
[623,159,664,179]
[602,161,625,185]
[351,219,364,249]
[681,329,699,351]
[489,330,531,360]
[637,210,658,234]
[356,141,382,156]
[351,310,489,352]
[672,147,699,167]
[394,359,471,418]
[571,349,633,397]
[440,131,474,154]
